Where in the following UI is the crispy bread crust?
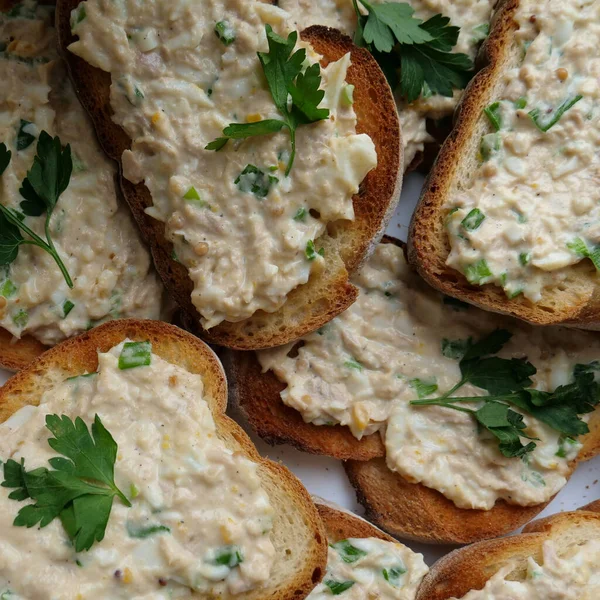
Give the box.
[0,328,48,371]
[415,507,600,600]
[224,236,405,460]
[315,499,396,543]
[0,319,328,600]
[408,0,600,328]
[56,5,402,349]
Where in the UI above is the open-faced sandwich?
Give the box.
[0,319,327,598]
[56,0,403,350]
[230,237,600,543]
[309,498,429,599]
[410,0,600,327]
[0,0,167,370]
[417,503,600,600]
[280,0,496,170]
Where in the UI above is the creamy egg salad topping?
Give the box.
[445,0,600,301]
[68,0,376,329]
[308,536,428,600]
[0,1,164,346]
[280,0,494,168]
[258,243,600,509]
[453,539,600,600]
[0,341,275,598]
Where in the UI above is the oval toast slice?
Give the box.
[55,4,402,350]
[0,319,328,600]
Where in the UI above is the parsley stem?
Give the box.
[436,379,466,401]
[285,128,297,176]
[0,204,73,289]
[44,211,74,289]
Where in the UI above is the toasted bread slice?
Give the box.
[315,497,397,544]
[343,403,600,545]
[0,319,327,600]
[55,5,402,350]
[408,0,600,328]
[415,505,600,600]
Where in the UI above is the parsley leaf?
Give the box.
[2,414,130,552]
[411,329,600,458]
[206,26,329,175]
[0,134,73,287]
[353,1,473,103]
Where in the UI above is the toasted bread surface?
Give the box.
[0,319,327,600]
[56,4,402,349]
[415,507,600,600]
[315,498,396,544]
[408,0,600,328]
[0,328,48,372]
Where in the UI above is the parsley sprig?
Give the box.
[206,25,330,175]
[352,0,473,102]
[0,133,73,287]
[411,330,600,458]
[2,414,130,552]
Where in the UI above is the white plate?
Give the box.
[0,171,598,566]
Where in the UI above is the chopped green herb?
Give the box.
[522,470,546,488]
[0,279,16,298]
[129,483,139,498]
[514,96,527,109]
[409,377,438,399]
[382,565,407,587]
[519,252,530,267]
[555,436,579,458]
[461,208,485,231]
[342,84,355,106]
[480,132,501,161]
[65,372,97,382]
[464,259,492,285]
[12,309,28,328]
[211,545,244,567]
[1,414,131,552]
[330,540,367,563]
[62,300,75,318]
[118,341,152,370]
[567,237,600,270]
[441,338,471,360]
[528,95,583,132]
[235,164,278,198]
[293,207,307,221]
[70,4,86,30]
[207,26,329,175]
[183,185,208,208]
[305,239,324,261]
[126,522,170,538]
[344,358,363,372]
[483,101,502,131]
[324,580,355,595]
[214,20,236,45]
[471,22,489,42]
[16,119,35,151]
